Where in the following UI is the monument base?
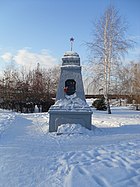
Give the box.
[48,94,93,132]
[49,110,92,132]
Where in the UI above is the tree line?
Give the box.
[0,60,139,113]
[84,60,140,107]
[0,63,60,112]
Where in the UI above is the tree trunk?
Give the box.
[136,104,139,111]
[107,97,111,114]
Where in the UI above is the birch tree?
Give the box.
[87,6,133,113]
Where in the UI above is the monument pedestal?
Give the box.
[49,93,93,132]
[49,110,92,132]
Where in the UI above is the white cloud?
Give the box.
[13,49,57,70]
[1,49,57,70]
[1,52,13,62]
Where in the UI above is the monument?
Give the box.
[49,38,93,132]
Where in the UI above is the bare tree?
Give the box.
[43,66,60,99]
[87,5,133,113]
[116,60,140,109]
[84,63,104,95]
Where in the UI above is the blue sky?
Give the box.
[0,0,140,72]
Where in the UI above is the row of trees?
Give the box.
[0,63,60,112]
[118,61,140,107]
[84,60,140,103]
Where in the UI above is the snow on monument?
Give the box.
[49,39,93,132]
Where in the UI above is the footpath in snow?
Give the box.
[0,107,140,187]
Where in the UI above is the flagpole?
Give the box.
[71,41,72,51]
[70,37,74,51]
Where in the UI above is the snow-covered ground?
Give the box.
[0,107,140,187]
